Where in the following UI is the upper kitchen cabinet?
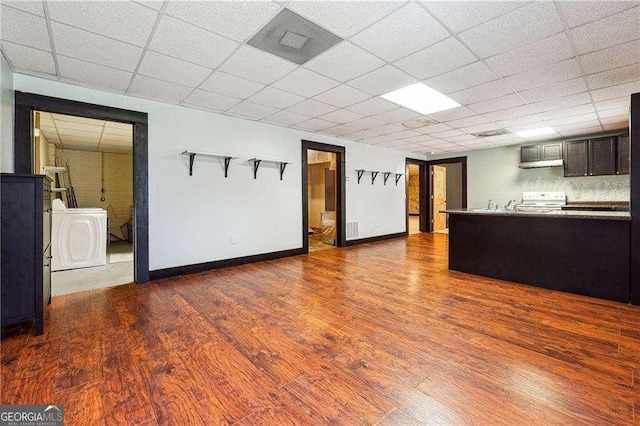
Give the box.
[588,137,616,176]
[563,140,589,177]
[617,135,630,175]
[519,142,563,168]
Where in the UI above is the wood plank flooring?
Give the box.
[2,233,639,424]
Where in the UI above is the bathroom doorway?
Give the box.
[427,157,467,233]
[302,140,346,252]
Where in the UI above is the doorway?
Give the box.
[302,140,346,253]
[427,157,467,233]
[34,110,134,295]
[406,159,428,234]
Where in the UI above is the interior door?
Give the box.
[433,165,447,231]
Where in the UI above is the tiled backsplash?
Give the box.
[523,175,630,201]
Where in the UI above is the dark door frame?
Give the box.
[425,156,468,233]
[302,140,346,252]
[630,91,639,305]
[13,91,149,283]
[406,158,428,233]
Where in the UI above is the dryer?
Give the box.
[51,200,107,271]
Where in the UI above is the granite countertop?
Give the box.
[443,208,631,221]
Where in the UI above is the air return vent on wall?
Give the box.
[346,221,359,239]
[471,129,509,138]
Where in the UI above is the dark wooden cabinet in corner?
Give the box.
[589,137,617,176]
[563,139,589,177]
[617,135,630,175]
[1,174,52,335]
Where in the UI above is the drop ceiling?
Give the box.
[38,112,133,154]
[2,1,639,156]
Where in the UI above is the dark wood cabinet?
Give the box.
[563,140,589,177]
[617,135,630,175]
[521,142,563,163]
[1,174,51,335]
[589,137,617,176]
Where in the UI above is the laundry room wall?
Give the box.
[11,75,423,271]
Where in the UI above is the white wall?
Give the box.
[431,143,630,208]
[11,75,420,270]
[0,51,14,173]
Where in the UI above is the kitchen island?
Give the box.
[444,209,631,302]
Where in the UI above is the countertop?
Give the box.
[443,208,631,221]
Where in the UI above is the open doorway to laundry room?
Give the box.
[427,157,467,234]
[34,110,134,295]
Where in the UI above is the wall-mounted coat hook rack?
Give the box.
[356,169,366,184]
[182,151,237,177]
[395,173,403,186]
[371,171,378,185]
[249,158,292,180]
[383,172,391,185]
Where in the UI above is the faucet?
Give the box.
[504,199,517,210]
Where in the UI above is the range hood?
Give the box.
[519,159,564,169]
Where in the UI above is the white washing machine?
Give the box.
[51,199,107,271]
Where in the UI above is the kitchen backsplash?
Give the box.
[523,175,630,201]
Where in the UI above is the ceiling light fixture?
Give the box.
[280,31,309,49]
[515,127,556,138]
[381,83,460,115]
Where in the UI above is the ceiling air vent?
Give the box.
[471,129,508,138]
[402,117,439,129]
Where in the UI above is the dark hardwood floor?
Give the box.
[2,233,639,424]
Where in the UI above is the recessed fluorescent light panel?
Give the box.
[380,83,460,115]
[516,127,556,138]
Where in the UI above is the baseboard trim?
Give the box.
[149,247,306,280]
[346,231,408,246]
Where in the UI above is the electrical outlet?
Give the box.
[231,235,238,245]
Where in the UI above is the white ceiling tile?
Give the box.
[182,89,241,112]
[558,1,638,28]
[350,2,450,62]
[52,22,143,71]
[580,40,640,74]
[417,123,453,134]
[503,122,546,133]
[345,97,398,116]
[304,42,385,82]
[558,126,604,137]
[319,109,363,124]
[586,63,640,90]
[546,113,599,127]
[571,7,640,55]
[58,55,132,91]
[286,1,401,38]
[138,51,212,87]
[484,33,575,77]
[344,128,384,140]
[51,113,103,126]
[591,80,640,102]
[385,129,422,140]
[128,75,193,104]
[594,97,630,111]
[1,41,55,75]
[395,37,476,79]
[227,100,280,120]
[133,1,163,11]
[426,106,477,122]
[400,134,435,144]
[482,105,537,121]
[247,87,304,109]
[370,107,420,124]
[1,5,50,50]
[360,135,396,145]
[529,92,592,112]
[262,110,310,126]
[421,1,522,33]
[321,124,356,137]
[285,99,338,117]
[504,59,581,92]
[271,68,340,98]
[424,61,497,94]
[600,115,629,125]
[459,2,563,58]
[3,1,44,16]
[347,65,417,96]
[430,129,465,138]
[445,115,490,129]
[603,122,629,131]
[150,15,239,69]
[539,104,594,121]
[164,1,281,42]
[199,72,265,99]
[597,107,629,119]
[468,94,525,114]
[552,120,602,132]
[55,121,102,133]
[219,46,296,85]
[313,84,371,108]
[448,79,513,104]
[294,118,336,131]
[48,1,157,46]
[444,134,478,143]
[517,77,587,103]
[369,124,406,136]
[495,114,544,128]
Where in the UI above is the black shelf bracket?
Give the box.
[371,171,379,185]
[188,153,196,176]
[383,172,391,185]
[223,157,232,178]
[395,173,403,186]
[356,169,365,184]
[279,163,287,180]
[252,159,262,179]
